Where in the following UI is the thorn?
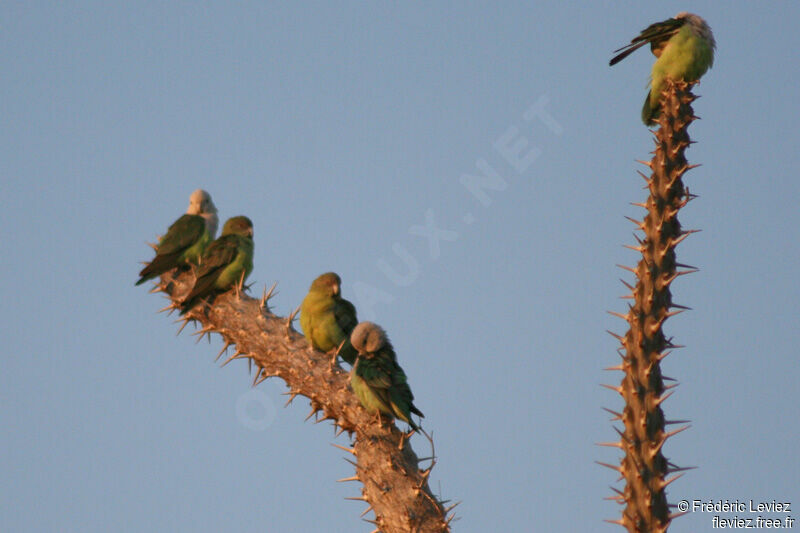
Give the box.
[259,282,277,310]
[675,268,699,277]
[148,284,164,294]
[192,325,214,344]
[603,365,624,372]
[600,383,623,394]
[305,407,319,422]
[661,472,685,489]
[595,441,623,449]
[345,496,368,502]
[175,317,192,336]
[630,201,647,208]
[668,510,689,521]
[334,425,346,437]
[146,241,158,250]
[602,407,622,420]
[622,244,642,252]
[595,461,622,474]
[606,330,624,342]
[419,467,432,483]
[330,442,356,455]
[360,504,374,518]
[667,463,698,474]
[337,475,359,483]
[663,424,691,440]
[286,306,300,334]
[615,264,636,274]
[623,216,643,228]
[214,341,232,362]
[671,232,693,247]
[635,159,652,168]
[444,501,461,515]
[604,518,626,527]
[663,382,680,391]
[158,302,179,315]
[283,391,299,408]
[221,350,247,368]
[234,270,247,299]
[654,350,673,362]
[607,310,628,321]
[619,278,635,291]
[253,368,268,387]
[653,390,675,406]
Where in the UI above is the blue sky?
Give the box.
[2,2,798,531]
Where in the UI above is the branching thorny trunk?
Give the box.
[152,272,454,533]
[603,80,701,533]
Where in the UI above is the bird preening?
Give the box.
[137,196,423,432]
[610,12,715,125]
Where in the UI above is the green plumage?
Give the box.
[300,272,358,364]
[348,322,424,430]
[610,12,715,125]
[136,189,218,286]
[136,215,210,285]
[179,216,254,315]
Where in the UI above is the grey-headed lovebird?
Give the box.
[348,321,424,430]
[136,189,218,285]
[610,12,715,125]
[299,272,359,365]
[179,216,254,314]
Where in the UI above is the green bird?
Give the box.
[300,272,359,364]
[610,12,715,125]
[348,321,424,430]
[136,189,219,285]
[179,216,254,314]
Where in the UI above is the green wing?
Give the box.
[333,298,358,364]
[136,214,207,285]
[354,346,423,429]
[609,17,683,66]
[179,235,240,313]
[301,294,358,354]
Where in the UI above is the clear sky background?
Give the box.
[2,2,798,532]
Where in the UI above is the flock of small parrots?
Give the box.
[137,190,424,431]
[135,12,717,431]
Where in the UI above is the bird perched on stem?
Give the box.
[300,272,358,365]
[610,12,715,125]
[136,189,218,285]
[348,321,424,431]
[179,216,254,314]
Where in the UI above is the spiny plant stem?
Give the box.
[154,274,452,532]
[609,79,699,533]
